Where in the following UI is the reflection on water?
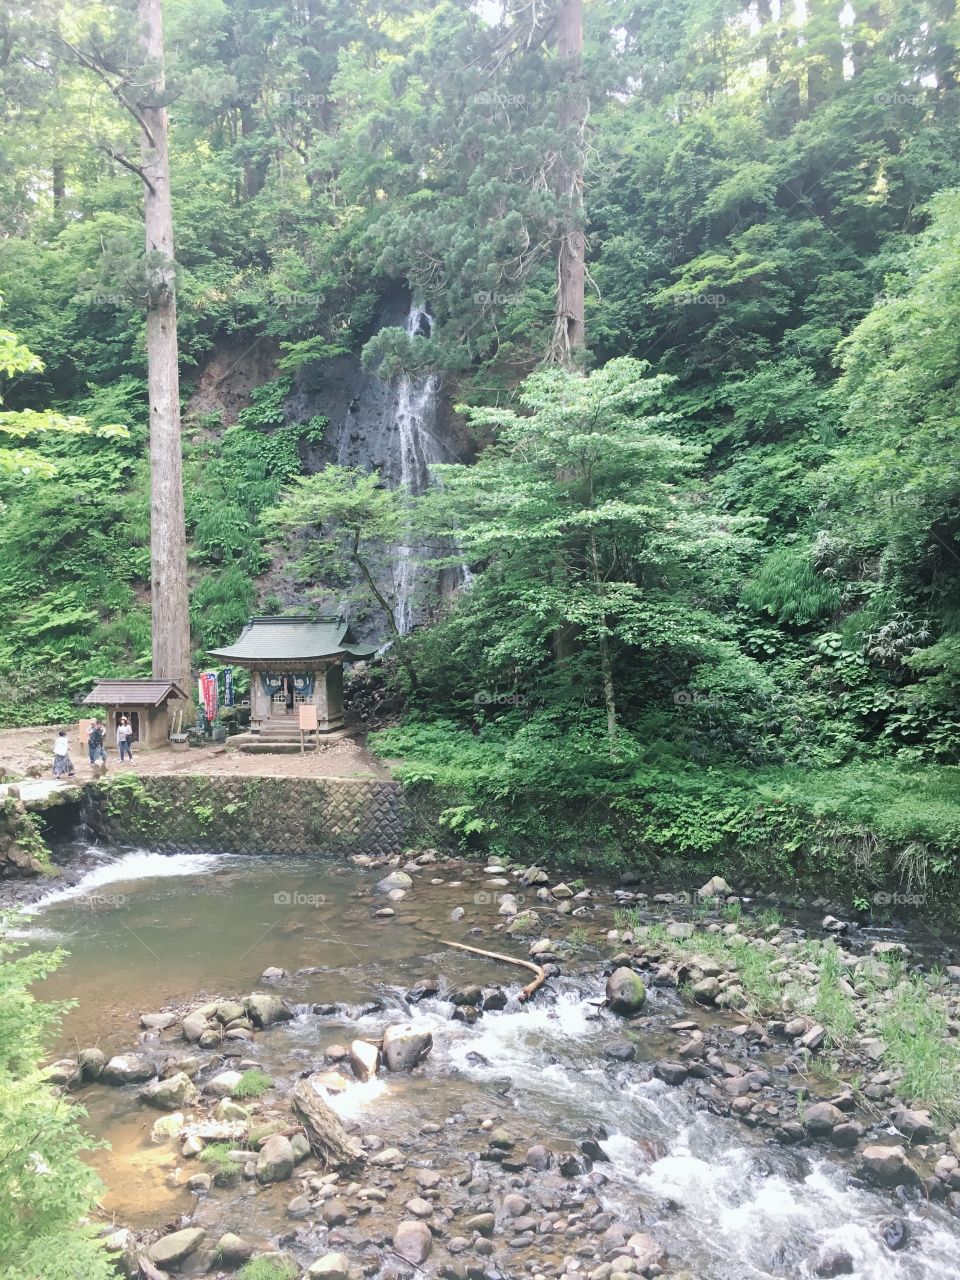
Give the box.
[22,846,960,1278]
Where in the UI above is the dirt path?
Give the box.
[0,724,393,783]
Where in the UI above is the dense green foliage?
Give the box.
[0,0,959,887]
[0,928,110,1279]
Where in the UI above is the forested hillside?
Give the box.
[2,0,960,888]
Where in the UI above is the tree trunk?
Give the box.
[138,0,192,708]
[550,0,585,368]
[291,1076,364,1170]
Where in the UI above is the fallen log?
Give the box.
[291,1075,364,1170]
[440,939,547,1002]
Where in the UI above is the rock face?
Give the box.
[102,1054,155,1085]
[147,1228,206,1267]
[256,1134,295,1184]
[382,1022,433,1071]
[606,967,647,1015]
[140,1071,198,1110]
[393,1219,433,1264]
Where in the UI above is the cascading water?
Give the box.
[392,305,441,633]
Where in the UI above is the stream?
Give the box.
[21,844,960,1280]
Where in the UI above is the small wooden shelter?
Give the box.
[82,679,189,751]
[209,616,377,736]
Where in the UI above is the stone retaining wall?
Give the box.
[86,774,443,858]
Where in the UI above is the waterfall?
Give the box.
[391,305,441,634]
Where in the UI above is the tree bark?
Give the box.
[550,0,585,368]
[291,1075,364,1170]
[138,0,192,707]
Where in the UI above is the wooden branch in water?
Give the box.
[441,939,547,1003]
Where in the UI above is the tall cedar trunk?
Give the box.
[139,0,192,705]
[551,0,585,368]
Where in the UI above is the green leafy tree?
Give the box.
[0,927,111,1280]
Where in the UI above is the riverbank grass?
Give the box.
[236,1260,298,1280]
[233,1068,273,1099]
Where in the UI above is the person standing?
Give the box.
[87,719,106,766]
[52,729,76,778]
[117,715,134,762]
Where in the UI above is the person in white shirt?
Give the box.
[52,729,75,778]
[117,715,134,762]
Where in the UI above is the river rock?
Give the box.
[182,1011,210,1043]
[349,1039,381,1081]
[698,875,733,898]
[691,976,720,1004]
[606,967,647,1015]
[880,1217,910,1250]
[45,1059,79,1085]
[891,1105,936,1143]
[551,882,574,898]
[256,1134,295,1184]
[261,965,286,980]
[150,1112,185,1142]
[626,1233,665,1270]
[654,1061,689,1085]
[526,1144,552,1170]
[140,1011,177,1030]
[803,1102,844,1135]
[505,909,540,935]
[382,1022,433,1071]
[78,1047,105,1079]
[140,1071,198,1110]
[859,1144,919,1186]
[245,991,294,1028]
[321,1198,350,1225]
[203,1069,243,1097]
[215,1098,249,1122]
[308,1253,354,1280]
[103,1227,139,1278]
[377,870,413,893]
[393,1219,433,1264]
[147,1227,206,1267]
[813,1244,853,1276]
[667,922,695,940]
[464,1212,496,1237]
[102,1054,155,1085]
[216,1233,253,1263]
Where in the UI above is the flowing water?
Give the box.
[22,845,960,1279]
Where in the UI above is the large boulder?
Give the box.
[102,1054,155,1085]
[606,967,647,1015]
[203,1070,243,1098]
[140,1071,198,1110]
[181,1011,210,1043]
[504,909,540,936]
[216,1233,253,1264]
[393,1220,433,1265]
[256,1133,295,1184]
[245,991,294,1028]
[698,875,733,899]
[382,1023,433,1072]
[147,1228,206,1268]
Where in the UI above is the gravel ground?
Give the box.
[0,724,393,782]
